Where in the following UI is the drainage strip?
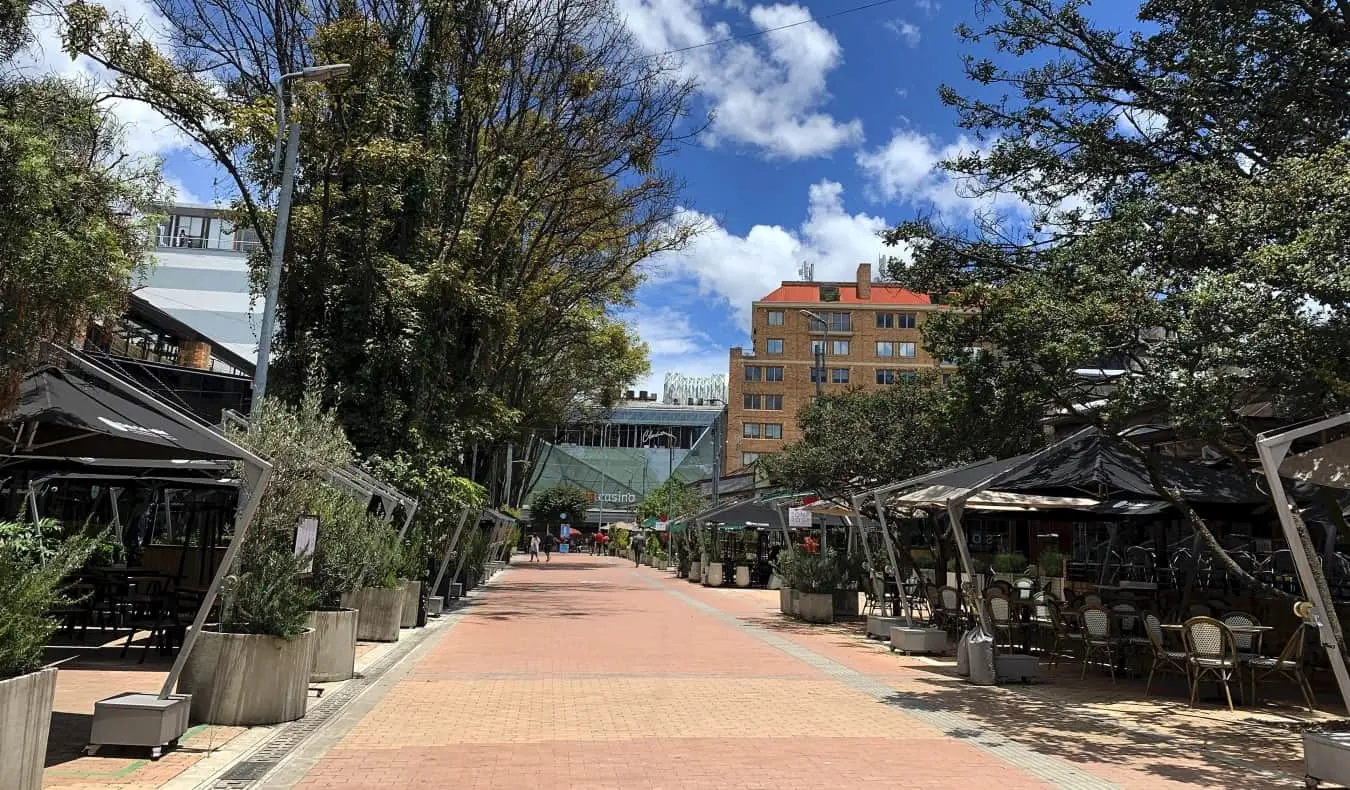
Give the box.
[636,570,1118,790]
[206,596,477,789]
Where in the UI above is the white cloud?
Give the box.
[617,0,862,159]
[13,2,194,160]
[886,19,921,47]
[914,0,940,16]
[856,129,1029,220]
[646,180,894,327]
[623,305,728,395]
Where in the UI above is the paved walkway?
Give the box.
[250,554,1309,790]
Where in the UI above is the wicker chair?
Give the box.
[1183,616,1243,710]
[987,592,1018,648]
[1079,605,1118,681]
[1221,612,1262,661]
[1143,612,1188,695]
[937,585,964,633]
[1248,624,1314,710]
[1034,597,1072,667]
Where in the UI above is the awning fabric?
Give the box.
[3,366,250,462]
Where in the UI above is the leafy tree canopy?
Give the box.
[635,478,706,524]
[529,484,591,529]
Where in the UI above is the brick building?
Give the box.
[725,263,943,472]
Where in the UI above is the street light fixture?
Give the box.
[251,62,352,416]
[799,308,827,398]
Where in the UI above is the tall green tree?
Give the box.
[529,484,590,531]
[886,0,1350,596]
[635,478,705,523]
[0,0,163,413]
[61,0,697,481]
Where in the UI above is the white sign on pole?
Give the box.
[295,514,319,573]
[787,507,812,527]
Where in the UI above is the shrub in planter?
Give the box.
[307,489,373,681]
[991,552,1029,575]
[0,530,94,790]
[1038,550,1065,578]
[343,522,405,642]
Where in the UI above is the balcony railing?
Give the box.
[156,232,262,253]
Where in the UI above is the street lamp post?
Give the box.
[644,429,677,557]
[800,309,828,398]
[251,63,352,416]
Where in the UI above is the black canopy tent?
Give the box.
[2,346,274,752]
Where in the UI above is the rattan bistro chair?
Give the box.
[1183,616,1243,711]
[1143,612,1188,696]
[1079,605,1119,682]
[1248,624,1315,710]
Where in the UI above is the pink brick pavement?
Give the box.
[294,556,1067,790]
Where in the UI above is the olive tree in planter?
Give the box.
[342,523,405,642]
[178,396,341,726]
[307,488,373,682]
[793,550,843,624]
[0,526,94,790]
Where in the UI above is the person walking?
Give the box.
[543,532,553,563]
[528,534,540,562]
[631,531,646,567]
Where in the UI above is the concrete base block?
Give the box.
[889,627,948,655]
[995,653,1041,683]
[426,596,444,616]
[796,592,834,623]
[87,692,190,758]
[768,573,784,590]
[342,587,403,642]
[0,667,56,789]
[705,562,723,587]
[307,608,358,682]
[177,628,314,725]
[866,615,910,639]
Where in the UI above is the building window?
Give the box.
[900,371,918,383]
[767,310,784,326]
[810,367,825,383]
[743,423,761,438]
[764,423,783,440]
[876,369,895,385]
[942,373,952,386]
[765,366,784,382]
[811,339,825,356]
[745,366,762,382]
[743,452,762,466]
[832,340,849,355]
[766,338,784,354]
[765,394,784,409]
[831,368,849,384]
[876,312,893,329]
[876,341,894,358]
[897,342,917,358]
[898,312,917,329]
[807,311,852,332]
[744,394,783,410]
[744,394,762,410]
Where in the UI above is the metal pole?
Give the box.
[432,508,474,595]
[503,444,513,510]
[251,121,301,414]
[596,424,606,529]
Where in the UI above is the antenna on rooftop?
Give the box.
[797,261,815,282]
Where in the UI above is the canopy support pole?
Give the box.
[432,508,475,596]
[449,514,483,591]
[1257,416,1350,714]
[397,501,420,541]
[865,491,909,620]
[27,481,41,525]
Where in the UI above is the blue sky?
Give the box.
[21,0,1138,394]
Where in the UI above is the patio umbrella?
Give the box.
[2,366,245,462]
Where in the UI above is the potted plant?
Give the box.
[704,529,724,587]
[831,551,864,617]
[179,396,334,725]
[0,522,93,790]
[992,552,1029,587]
[774,547,798,614]
[396,531,425,629]
[912,551,937,584]
[794,550,842,624]
[1037,550,1065,599]
[342,523,405,642]
[306,489,371,682]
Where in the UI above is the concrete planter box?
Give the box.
[788,588,801,616]
[779,586,793,614]
[688,561,701,583]
[735,566,752,587]
[832,589,860,617]
[866,615,909,639]
[795,592,834,623]
[449,582,463,599]
[426,596,444,616]
[342,586,403,642]
[1304,730,1350,788]
[400,580,421,629]
[0,667,56,790]
[705,562,724,587]
[307,608,358,682]
[768,573,784,590]
[995,653,1041,684]
[888,626,947,655]
[177,627,314,725]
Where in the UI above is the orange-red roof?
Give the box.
[760,283,931,305]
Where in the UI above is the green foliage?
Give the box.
[991,552,1028,574]
[1037,550,1065,578]
[783,548,844,594]
[0,519,66,565]
[0,533,94,679]
[224,395,356,635]
[762,375,1043,499]
[219,550,317,638]
[912,551,936,570]
[367,451,485,574]
[310,486,377,608]
[360,522,404,589]
[635,478,705,524]
[86,529,124,567]
[530,484,591,528]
